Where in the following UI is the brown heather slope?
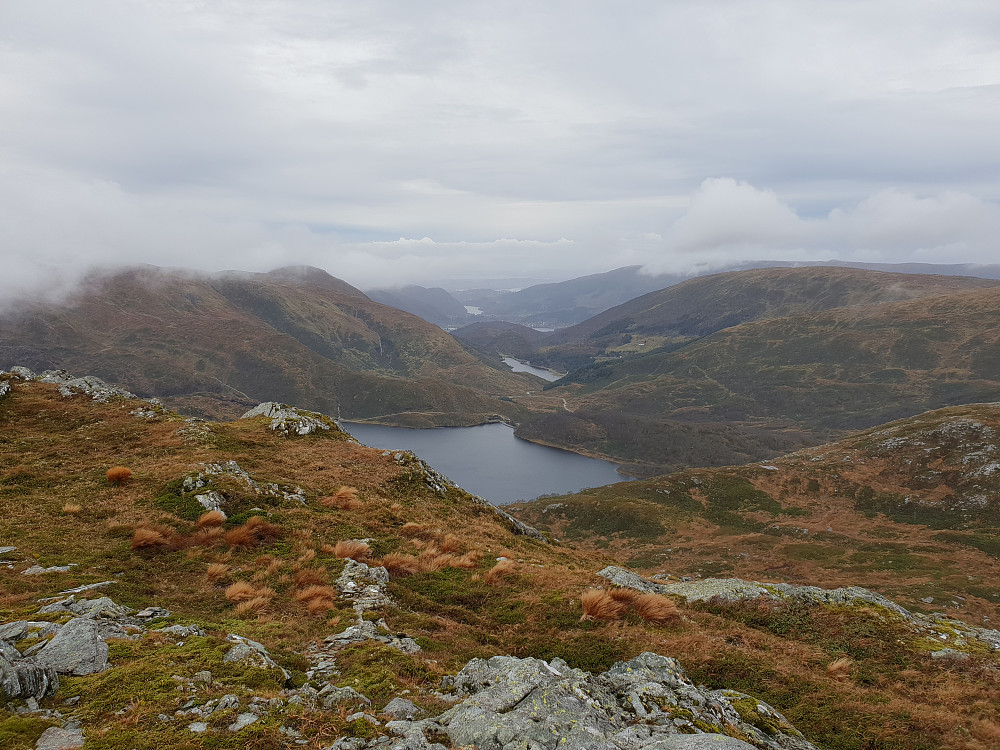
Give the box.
[512,402,1000,625]
[516,282,1000,475]
[537,266,1000,369]
[1,375,999,749]
[0,265,542,426]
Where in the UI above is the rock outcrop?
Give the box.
[598,567,1000,653]
[240,401,338,436]
[383,652,814,750]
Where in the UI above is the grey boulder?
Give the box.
[34,618,109,675]
[0,652,59,700]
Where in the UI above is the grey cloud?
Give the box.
[1,0,1000,299]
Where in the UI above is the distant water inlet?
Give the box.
[342,422,630,505]
[501,356,562,382]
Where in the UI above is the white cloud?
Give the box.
[1,1,1000,299]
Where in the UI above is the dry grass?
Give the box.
[379,552,422,577]
[190,526,224,546]
[225,581,257,602]
[632,593,680,625]
[580,589,622,621]
[439,534,464,553]
[224,516,282,548]
[131,526,180,552]
[608,588,641,605]
[826,657,853,681]
[484,559,517,585]
[196,510,226,528]
[234,596,270,616]
[62,502,82,515]
[205,562,229,582]
[293,584,337,613]
[106,466,133,485]
[399,522,434,538]
[320,543,336,554]
[294,568,328,587]
[333,540,371,561]
[298,548,317,564]
[321,486,361,510]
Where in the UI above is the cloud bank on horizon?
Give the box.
[1,0,999,298]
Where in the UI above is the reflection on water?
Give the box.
[342,421,629,505]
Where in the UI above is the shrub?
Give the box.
[632,593,680,625]
[197,510,226,528]
[334,540,371,561]
[131,526,180,552]
[580,590,622,621]
[106,466,133,485]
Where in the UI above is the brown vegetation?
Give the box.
[196,510,226,528]
[131,526,180,552]
[484,558,518,585]
[106,466,133,485]
[190,526,224,546]
[632,593,680,625]
[62,502,82,515]
[333,540,371,561]
[826,657,853,681]
[293,584,337,614]
[224,516,282,548]
[580,589,622,621]
[205,562,229,582]
[321,486,361,510]
[224,581,257,602]
[294,568,328,587]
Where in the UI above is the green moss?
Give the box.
[154,478,204,521]
[728,694,781,736]
[0,716,57,750]
[335,643,430,705]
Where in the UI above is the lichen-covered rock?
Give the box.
[318,684,371,709]
[223,634,291,682]
[36,370,137,403]
[240,402,336,436]
[388,653,814,750]
[383,697,423,720]
[34,617,109,676]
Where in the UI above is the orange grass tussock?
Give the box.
[399,522,434,538]
[225,581,257,602]
[321,486,361,510]
[197,510,226,528]
[333,540,371,561]
[484,559,518,585]
[224,516,282,548]
[379,552,422,577]
[205,562,229,582]
[190,527,224,546]
[234,596,270,616]
[439,534,464,553]
[608,588,641,605]
[294,568,328,587]
[106,466,133,485]
[580,589,623,621]
[293,584,337,613]
[632,593,680,625]
[131,526,180,552]
[62,502,82,515]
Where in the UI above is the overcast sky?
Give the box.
[2,0,999,297]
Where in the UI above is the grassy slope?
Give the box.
[1,381,999,749]
[512,402,1000,624]
[0,266,541,427]
[516,283,1000,474]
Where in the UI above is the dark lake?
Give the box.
[342,422,630,505]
